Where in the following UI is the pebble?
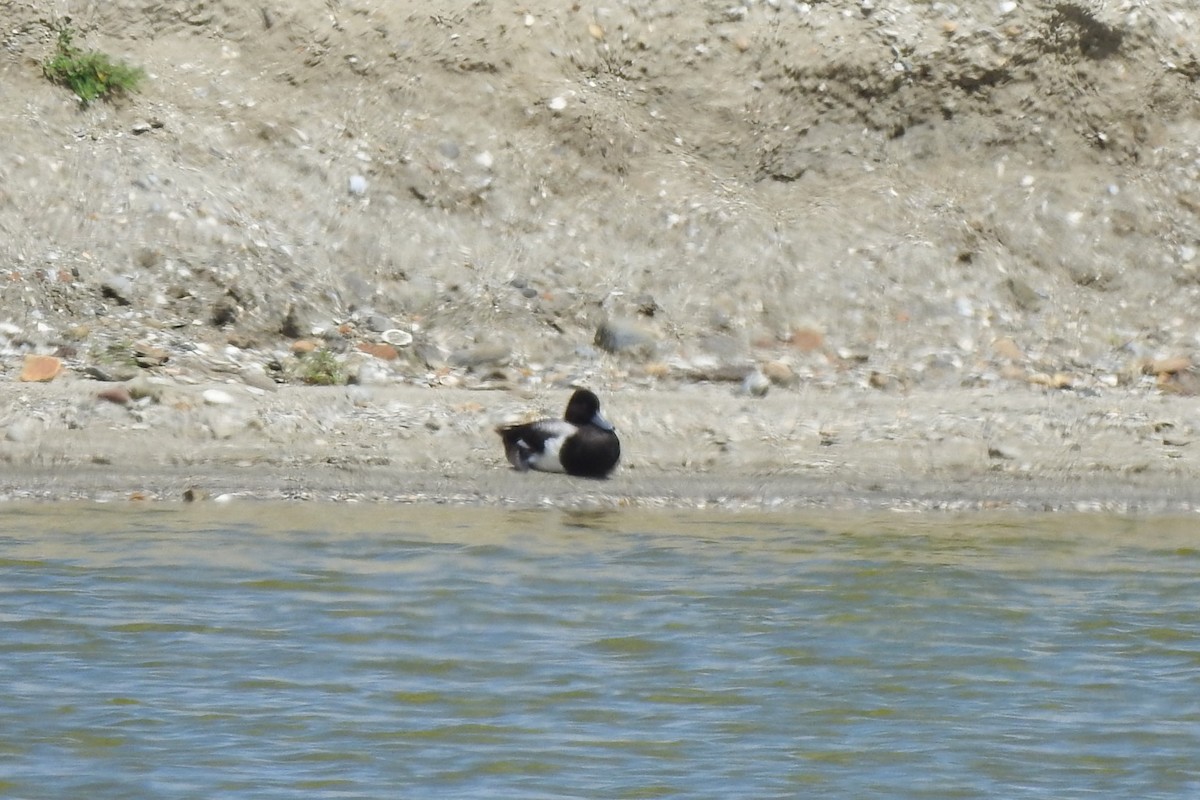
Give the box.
[96,386,133,405]
[126,375,170,403]
[787,327,824,352]
[134,344,170,368]
[1146,356,1190,375]
[680,356,755,383]
[100,275,136,305]
[348,174,368,196]
[741,370,771,397]
[238,367,278,392]
[987,443,1021,460]
[761,360,797,387]
[356,342,399,361]
[19,354,63,383]
[594,319,658,356]
[365,314,394,333]
[202,388,236,405]
[449,343,511,369]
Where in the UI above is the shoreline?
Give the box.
[3,380,1198,513]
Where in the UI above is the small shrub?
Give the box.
[299,349,345,386]
[43,25,145,105]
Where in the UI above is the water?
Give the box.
[2,504,1199,799]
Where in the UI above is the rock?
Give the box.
[85,365,139,382]
[126,375,170,403]
[988,443,1022,461]
[762,360,797,387]
[348,174,368,196]
[202,388,236,405]
[868,371,891,390]
[19,354,63,382]
[101,274,136,305]
[96,386,132,405]
[681,357,755,383]
[365,314,394,333]
[281,305,307,339]
[238,366,278,392]
[449,343,511,369]
[594,319,657,356]
[741,370,770,397]
[134,247,164,269]
[357,342,399,361]
[133,344,169,368]
[787,327,824,352]
[1157,369,1200,396]
[211,298,238,326]
[1029,372,1074,389]
[1145,356,1190,375]
[413,341,445,368]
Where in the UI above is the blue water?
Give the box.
[1,504,1198,798]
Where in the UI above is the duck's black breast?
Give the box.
[559,425,621,478]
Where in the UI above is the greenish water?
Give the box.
[1,505,1198,799]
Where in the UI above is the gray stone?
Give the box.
[741,370,771,397]
[594,318,658,356]
[239,366,279,392]
[366,314,394,333]
[101,275,136,305]
[449,343,511,369]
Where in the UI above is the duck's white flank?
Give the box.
[520,419,575,473]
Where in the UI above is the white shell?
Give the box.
[381,329,413,347]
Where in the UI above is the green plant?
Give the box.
[43,25,145,105]
[100,341,138,368]
[299,349,344,386]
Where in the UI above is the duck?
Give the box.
[496,389,620,478]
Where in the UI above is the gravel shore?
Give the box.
[2,1,1199,510]
[3,379,1200,512]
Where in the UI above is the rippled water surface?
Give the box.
[2,504,1199,799]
